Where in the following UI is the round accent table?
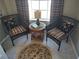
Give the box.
[29,22,46,42]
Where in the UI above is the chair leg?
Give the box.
[1,45,6,52]
[27,34,28,40]
[11,39,15,46]
[46,35,47,44]
[58,42,61,51]
[66,35,69,43]
[46,37,47,44]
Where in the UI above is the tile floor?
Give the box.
[6,34,77,59]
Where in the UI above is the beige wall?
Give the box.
[0,0,17,16]
[63,0,79,56]
[0,0,17,42]
[76,6,79,20]
[0,0,7,16]
[0,0,7,41]
[63,0,78,19]
[0,0,17,51]
[4,0,17,15]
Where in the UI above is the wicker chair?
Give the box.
[46,16,75,51]
[1,14,29,46]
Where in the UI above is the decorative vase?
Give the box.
[36,18,40,26]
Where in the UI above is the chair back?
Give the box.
[46,16,63,31]
[1,14,20,33]
[1,14,21,31]
[58,16,75,33]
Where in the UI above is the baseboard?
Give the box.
[70,37,79,59]
[0,35,9,44]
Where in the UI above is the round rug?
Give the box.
[17,43,52,59]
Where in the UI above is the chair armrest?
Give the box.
[46,23,56,31]
[1,21,9,34]
[46,16,63,31]
[20,21,29,32]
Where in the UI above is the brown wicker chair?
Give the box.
[46,16,75,51]
[1,14,29,46]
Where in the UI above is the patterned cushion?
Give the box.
[48,27,65,41]
[9,25,26,36]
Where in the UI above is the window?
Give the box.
[28,0,51,21]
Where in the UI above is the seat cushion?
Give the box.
[48,27,65,41]
[9,25,26,36]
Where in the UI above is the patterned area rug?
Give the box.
[16,43,52,59]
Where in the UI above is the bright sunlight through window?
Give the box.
[28,0,51,21]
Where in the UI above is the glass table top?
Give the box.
[29,22,46,30]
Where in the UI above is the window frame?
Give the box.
[28,0,51,21]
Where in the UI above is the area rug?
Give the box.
[16,42,52,59]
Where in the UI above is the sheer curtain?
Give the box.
[50,0,64,23]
